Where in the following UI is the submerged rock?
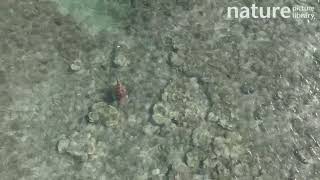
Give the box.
[70,59,82,71]
[207,111,233,131]
[169,53,184,66]
[212,132,244,159]
[143,124,160,136]
[151,168,161,176]
[167,161,192,180]
[192,125,212,148]
[152,77,208,127]
[185,150,201,169]
[233,163,250,177]
[240,81,255,95]
[57,132,96,162]
[88,102,121,127]
[57,135,70,153]
[113,54,130,67]
[152,102,178,125]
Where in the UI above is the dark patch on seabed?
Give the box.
[1,0,320,179]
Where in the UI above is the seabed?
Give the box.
[0,0,320,180]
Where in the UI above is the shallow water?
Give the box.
[1,0,320,179]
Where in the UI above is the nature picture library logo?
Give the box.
[227,3,317,21]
